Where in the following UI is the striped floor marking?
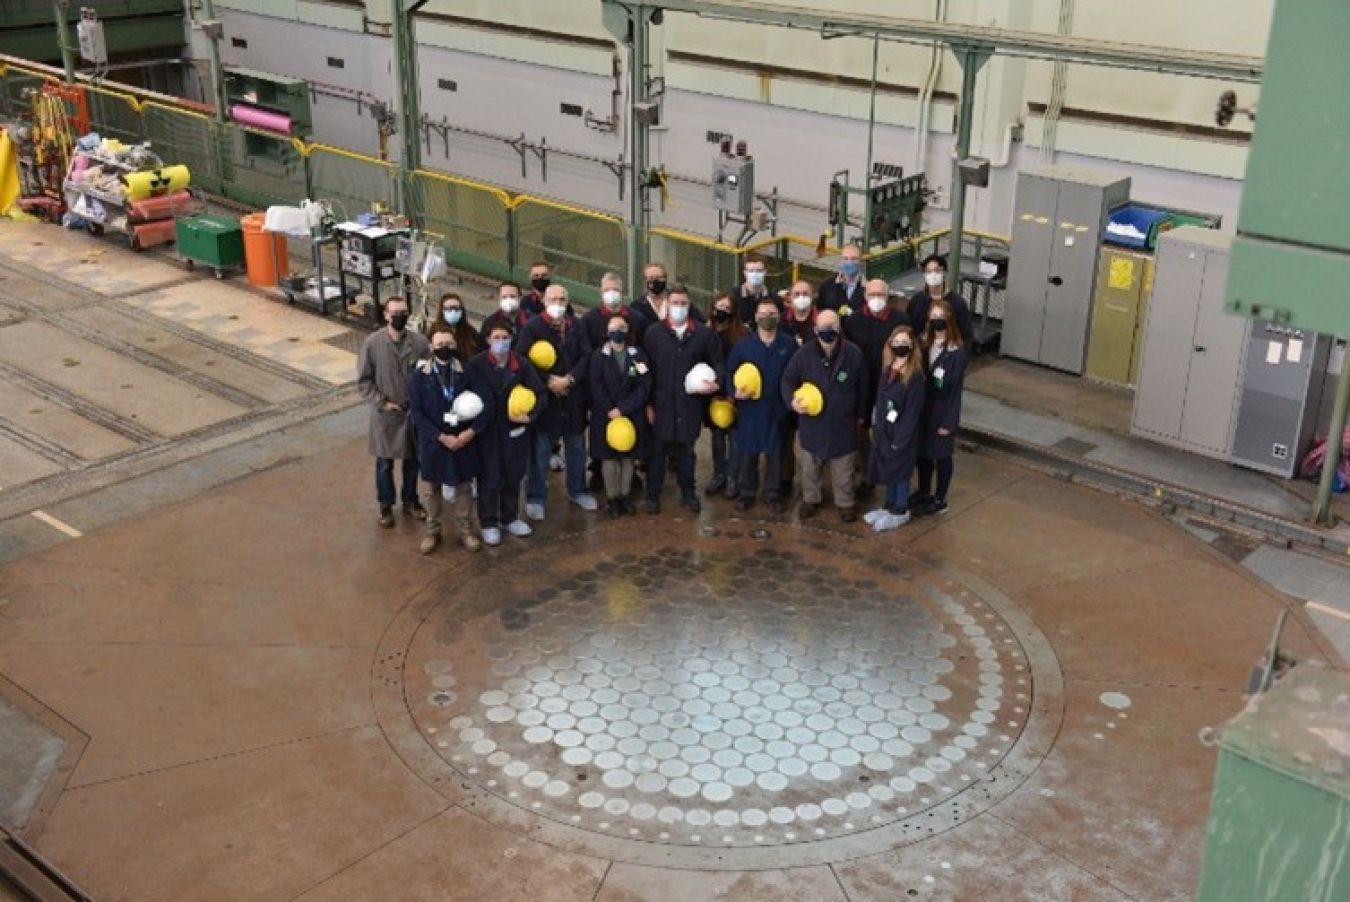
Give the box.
[31,510,83,538]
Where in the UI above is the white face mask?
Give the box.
[602,289,623,308]
[866,295,887,314]
[791,294,813,313]
[745,270,766,287]
[924,270,945,288]
[668,304,689,325]
[500,295,520,315]
[546,303,567,320]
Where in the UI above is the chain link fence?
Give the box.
[513,198,626,307]
[406,170,512,283]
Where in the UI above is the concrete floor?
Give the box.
[0,220,1345,900]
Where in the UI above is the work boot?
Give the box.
[419,533,441,555]
[378,505,394,528]
[839,505,857,523]
[457,518,481,552]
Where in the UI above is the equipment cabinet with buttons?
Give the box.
[1131,228,1247,460]
[333,222,409,321]
[1232,322,1332,477]
[1002,165,1131,374]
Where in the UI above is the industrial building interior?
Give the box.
[0,1,1348,899]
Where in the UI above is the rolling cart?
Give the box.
[176,212,245,279]
[62,140,191,251]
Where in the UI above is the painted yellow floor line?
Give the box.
[1306,600,1350,622]
[31,510,82,538]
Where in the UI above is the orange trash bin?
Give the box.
[240,212,288,288]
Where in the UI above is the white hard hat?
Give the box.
[684,362,716,394]
[452,390,484,420]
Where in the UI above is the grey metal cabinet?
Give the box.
[1132,228,1247,460]
[1232,322,1332,477]
[1003,166,1131,374]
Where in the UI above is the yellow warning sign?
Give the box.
[1109,256,1136,290]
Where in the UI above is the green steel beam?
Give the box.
[944,45,991,292]
[0,14,184,63]
[640,0,1262,83]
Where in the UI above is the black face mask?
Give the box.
[892,344,912,358]
[646,279,667,296]
[817,329,840,344]
[433,345,456,363]
[608,329,628,344]
[389,312,409,332]
[712,309,732,322]
[531,277,551,293]
[931,319,948,333]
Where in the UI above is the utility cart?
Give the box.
[176,213,245,279]
[62,138,191,251]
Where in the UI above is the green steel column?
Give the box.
[200,0,228,123]
[53,0,75,83]
[1314,347,1350,526]
[391,0,427,212]
[626,3,651,295]
[944,44,990,287]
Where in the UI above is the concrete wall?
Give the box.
[205,0,1265,241]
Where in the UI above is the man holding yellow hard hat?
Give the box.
[781,309,866,522]
[466,321,545,546]
[725,297,797,513]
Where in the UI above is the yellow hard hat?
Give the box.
[793,382,824,417]
[508,384,537,419]
[527,340,557,371]
[709,397,736,429]
[733,362,762,400]
[606,415,637,452]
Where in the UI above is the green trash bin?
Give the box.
[175,214,246,278]
[1197,666,1350,902]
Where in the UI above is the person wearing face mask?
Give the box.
[358,297,431,528]
[817,244,866,314]
[480,281,531,345]
[725,297,797,513]
[641,284,724,514]
[913,298,968,517]
[732,253,780,326]
[408,325,490,554]
[783,279,819,346]
[523,261,554,317]
[631,262,703,345]
[430,291,482,361]
[579,271,631,353]
[844,279,910,500]
[516,284,597,518]
[465,323,545,546]
[588,314,652,517]
[906,254,976,342]
[780,309,866,522]
[866,325,926,532]
[704,292,747,499]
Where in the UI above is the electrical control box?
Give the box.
[713,144,754,217]
[76,8,108,65]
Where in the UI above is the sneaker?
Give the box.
[481,527,502,547]
[506,519,533,537]
[570,493,600,512]
[645,497,661,515]
[403,501,428,521]
[549,453,564,472]
[863,508,886,526]
[682,495,702,514]
[799,501,819,519]
[735,496,753,512]
[927,498,949,516]
[873,510,911,532]
[703,474,727,497]
[909,494,933,514]
[419,533,441,555]
[378,505,394,528]
[525,502,546,522]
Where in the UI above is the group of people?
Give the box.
[355,250,970,554]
